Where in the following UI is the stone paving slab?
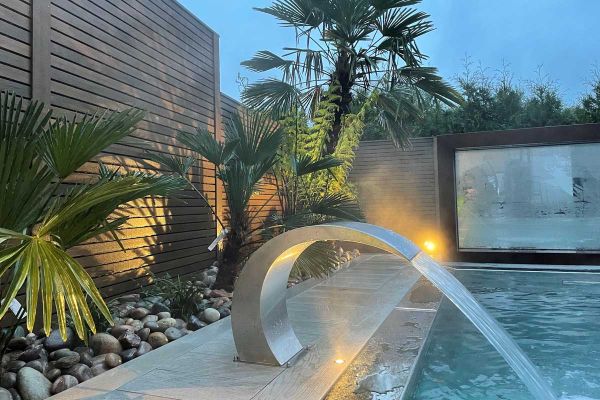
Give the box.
[52,254,422,400]
[324,277,442,400]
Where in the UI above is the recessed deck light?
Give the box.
[335,359,345,364]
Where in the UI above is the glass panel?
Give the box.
[455,143,600,251]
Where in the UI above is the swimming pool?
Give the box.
[407,268,600,400]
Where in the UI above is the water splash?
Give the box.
[410,252,558,400]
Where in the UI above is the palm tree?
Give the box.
[0,92,186,340]
[241,0,462,151]
[149,112,363,288]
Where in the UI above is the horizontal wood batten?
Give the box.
[0,0,223,302]
[351,139,439,244]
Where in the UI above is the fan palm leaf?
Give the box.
[38,108,145,179]
[42,172,186,249]
[0,91,185,340]
[0,93,53,231]
[292,154,343,176]
[255,0,325,28]
[241,50,296,82]
[177,128,237,166]
[293,241,338,278]
[143,152,196,178]
[307,192,364,221]
[226,112,283,166]
[242,79,302,118]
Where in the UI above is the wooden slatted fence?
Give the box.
[350,138,440,248]
[0,0,221,299]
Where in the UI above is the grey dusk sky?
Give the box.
[180,0,600,105]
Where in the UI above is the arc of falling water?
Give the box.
[231,221,557,400]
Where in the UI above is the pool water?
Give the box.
[408,269,600,400]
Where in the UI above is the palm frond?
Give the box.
[299,84,324,118]
[0,92,54,232]
[242,50,295,76]
[292,241,338,279]
[219,161,258,228]
[242,79,301,119]
[0,91,51,140]
[39,171,186,248]
[292,154,343,176]
[38,108,145,179]
[375,8,432,39]
[375,86,422,147]
[369,0,421,11]
[282,47,327,84]
[0,92,186,341]
[392,66,463,106]
[0,229,112,340]
[226,112,283,166]
[274,210,323,229]
[144,152,196,177]
[255,0,324,28]
[307,192,364,221]
[177,128,235,166]
[323,0,375,44]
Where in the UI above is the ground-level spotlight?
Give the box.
[423,240,436,252]
[335,359,345,365]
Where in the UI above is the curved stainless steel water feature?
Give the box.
[231,222,557,400]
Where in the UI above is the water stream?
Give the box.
[410,251,558,400]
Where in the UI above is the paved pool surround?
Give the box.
[325,270,442,400]
[51,254,433,400]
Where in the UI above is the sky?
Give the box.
[179,0,600,105]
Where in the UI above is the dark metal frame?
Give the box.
[436,123,600,264]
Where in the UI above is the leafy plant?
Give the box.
[362,61,600,139]
[0,91,186,340]
[242,0,462,151]
[150,111,363,286]
[141,273,205,320]
[149,112,282,287]
[576,71,600,123]
[67,295,120,343]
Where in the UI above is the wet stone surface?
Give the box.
[324,277,441,400]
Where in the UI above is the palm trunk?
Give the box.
[325,57,354,155]
[215,229,244,291]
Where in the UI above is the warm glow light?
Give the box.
[335,359,345,364]
[423,240,436,252]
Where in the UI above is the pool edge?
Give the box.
[399,297,447,400]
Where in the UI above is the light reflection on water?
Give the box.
[408,269,600,400]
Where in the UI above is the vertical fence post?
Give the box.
[212,31,224,253]
[31,0,51,104]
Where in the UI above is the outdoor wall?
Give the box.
[350,138,439,251]
[0,0,221,299]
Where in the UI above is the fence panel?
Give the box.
[0,0,220,299]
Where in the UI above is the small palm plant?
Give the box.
[149,112,362,288]
[0,92,186,340]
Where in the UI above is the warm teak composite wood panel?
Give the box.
[0,0,31,97]
[350,138,439,247]
[0,0,222,299]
